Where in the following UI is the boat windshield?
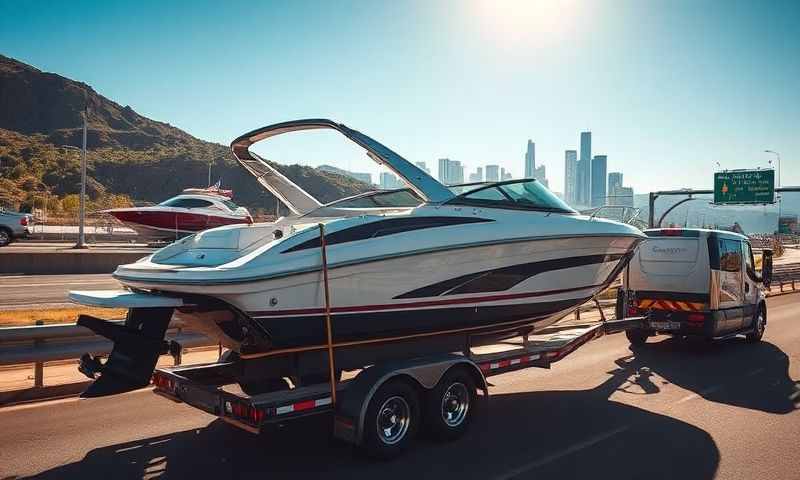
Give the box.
[325,189,422,208]
[221,199,242,211]
[447,179,575,213]
[160,197,215,209]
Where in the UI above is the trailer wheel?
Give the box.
[425,368,477,441]
[626,329,649,346]
[746,306,766,343]
[362,379,420,460]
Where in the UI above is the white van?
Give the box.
[620,228,773,345]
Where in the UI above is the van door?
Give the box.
[741,241,759,330]
[717,238,744,332]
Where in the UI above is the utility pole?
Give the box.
[75,106,88,249]
[208,162,212,187]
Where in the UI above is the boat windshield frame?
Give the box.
[445,179,577,214]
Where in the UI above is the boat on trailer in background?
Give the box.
[69,119,646,458]
[101,185,252,240]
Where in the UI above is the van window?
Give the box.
[719,239,742,272]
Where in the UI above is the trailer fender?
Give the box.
[334,354,487,445]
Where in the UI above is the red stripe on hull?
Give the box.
[109,210,249,233]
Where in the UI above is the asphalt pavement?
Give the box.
[0,274,120,309]
[0,294,798,480]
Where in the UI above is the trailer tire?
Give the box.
[362,378,420,460]
[746,306,766,343]
[425,368,477,442]
[626,329,649,346]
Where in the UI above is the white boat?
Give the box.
[70,119,645,396]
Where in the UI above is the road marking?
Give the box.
[676,384,724,404]
[492,425,629,480]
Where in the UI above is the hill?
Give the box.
[0,54,370,214]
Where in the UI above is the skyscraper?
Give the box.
[577,131,592,205]
[438,158,450,184]
[564,150,577,205]
[501,168,513,181]
[415,161,431,175]
[468,166,483,183]
[448,160,464,184]
[534,165,548,188]
[524,140,535,178]
[608,172,623,198]
[591,155,607,207]
[486,165,500,182]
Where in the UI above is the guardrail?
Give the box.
[772,264,800,293]
[0,320,213,389]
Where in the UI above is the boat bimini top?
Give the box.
[230,119,455,216]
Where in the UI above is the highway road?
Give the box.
[0,274,120,308]
[1,294,798,479]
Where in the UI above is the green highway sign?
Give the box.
[714,169,775,205]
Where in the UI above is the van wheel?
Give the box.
[626,329,649,346]
[362,379,420,460]
[746,307,766,343]
[425,368,477,442]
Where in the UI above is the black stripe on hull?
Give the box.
[282,216,494,253]
[396,253,625,299]
[252,298,585,350]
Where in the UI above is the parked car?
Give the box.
[619,228,772,345]
[0,208,33,246]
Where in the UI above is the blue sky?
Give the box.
[1,0,798,195]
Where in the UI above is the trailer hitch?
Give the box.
[76,308,174,398]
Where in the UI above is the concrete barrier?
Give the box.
[0,249,151,274]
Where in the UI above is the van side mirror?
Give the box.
[761,250,773,285]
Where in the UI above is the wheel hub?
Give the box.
[377,396,410,445]
[441,382,470,427]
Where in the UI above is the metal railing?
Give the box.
[0,320,212,388]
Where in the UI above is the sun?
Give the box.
[471,0,580,48]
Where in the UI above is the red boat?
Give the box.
[102,188,253,240]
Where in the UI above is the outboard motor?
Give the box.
[77,308,176,398]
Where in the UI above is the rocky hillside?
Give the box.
[0,54,370,213]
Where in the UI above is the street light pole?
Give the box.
[765,150,781,233]
[75,107,88,248]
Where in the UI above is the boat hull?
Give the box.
[108,209,250,239]
[120,235,638,353]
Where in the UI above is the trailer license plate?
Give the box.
[649,321,681,330]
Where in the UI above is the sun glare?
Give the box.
[472,0,580,48]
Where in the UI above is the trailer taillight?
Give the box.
[687,313,705,323]
[153,373,177,394]
[226,401,266,425]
